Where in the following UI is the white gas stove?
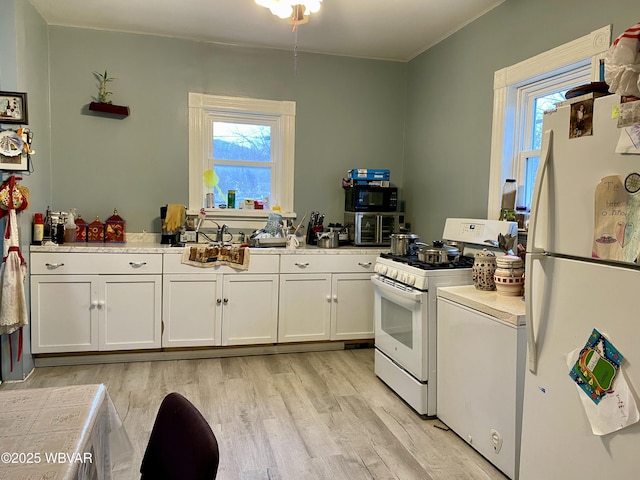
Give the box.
[372,218,518,417]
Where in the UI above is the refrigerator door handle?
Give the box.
[528,129,553,255]
[525,128,553,374]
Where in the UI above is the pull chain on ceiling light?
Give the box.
[255,1,322,29]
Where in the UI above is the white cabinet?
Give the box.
[330,273,375,341]
[162,254,279,347]
[278,254,376,342]
[30,253,162,353]
[278,273,331,342]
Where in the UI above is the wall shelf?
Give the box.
[88,102,130,117]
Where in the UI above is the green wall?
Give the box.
[404,0,639,238]
[47,28,407,232]
[0,0,49,380]
[21,0,640,239]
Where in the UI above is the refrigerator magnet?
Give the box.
[569,329,622,404]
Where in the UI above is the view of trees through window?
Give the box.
[521,89,570,208]
[209,122,272,208]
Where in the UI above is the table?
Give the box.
[0,384,132,480]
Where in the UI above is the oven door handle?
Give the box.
[371,276,423,303]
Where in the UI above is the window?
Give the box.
[189,93,296,224]
[514,64,591,209]
[488,26,611,220]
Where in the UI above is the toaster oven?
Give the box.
[344,212,405,246]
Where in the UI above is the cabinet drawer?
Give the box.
[163,252,279,274]
[30,253,162,275]
[280,254,377,274]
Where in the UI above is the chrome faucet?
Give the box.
[216,224,229,243]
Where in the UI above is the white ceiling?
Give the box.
[28,0,504,62]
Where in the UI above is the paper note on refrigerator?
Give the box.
[593,175,640,263]
[566,330,639,435]
[615,126,640,154]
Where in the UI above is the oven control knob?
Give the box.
[379,265,388,275]
[388,268,398,279]
[406,275,416,286]
[374,264,380,273]
[398,272,407,283]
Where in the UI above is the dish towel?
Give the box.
[163,204,185,232]
[181,245,250,270]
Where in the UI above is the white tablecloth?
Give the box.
[0,384,132,480]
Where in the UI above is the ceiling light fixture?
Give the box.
[255,1,322,28]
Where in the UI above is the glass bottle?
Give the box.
[55,217,65,244]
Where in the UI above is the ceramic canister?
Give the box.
[472,249,497,291]
[494,255,524,296]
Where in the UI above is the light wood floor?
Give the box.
[1,348,508,480]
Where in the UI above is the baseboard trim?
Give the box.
[33,341,352,367]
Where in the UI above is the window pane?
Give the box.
[523,155,540,208]
[212,122,271,162]
[531,91,568,150]
[213,165,271,208]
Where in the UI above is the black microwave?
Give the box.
[344,186,398,212]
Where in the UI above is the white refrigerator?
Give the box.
[520,93,640,479]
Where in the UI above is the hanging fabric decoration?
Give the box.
[604,21,640,98]
[0,175,29,371]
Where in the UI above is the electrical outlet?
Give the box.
[490,428,503,453]
[180,231,198,243]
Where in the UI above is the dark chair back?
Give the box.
[140,392,219,480]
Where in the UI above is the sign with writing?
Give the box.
[593,175,640,262]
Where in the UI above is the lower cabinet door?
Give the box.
[278,274,331,342]
[331,273,375,340]
[162,274,221,347]
[31,275,99,353]
[99,275,162,351]
[221,274,279,346]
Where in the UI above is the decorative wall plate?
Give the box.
[0,130,24,157]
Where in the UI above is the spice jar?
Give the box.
[494,255,524,296]
[87,216,105,243]
[75,214,88,242]
[32,213,44,245]
[105,208,126,243]
[472,249,497,291]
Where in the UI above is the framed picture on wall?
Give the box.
[0,91,28,124]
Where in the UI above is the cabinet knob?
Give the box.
[333,295,338,302]
[223,298,229,304]
[294,262,310,268]
[129,262,147,268]
[45,262,64,269]
[358,262,372,268]
[326,295,331,302]
[216,298,222,305]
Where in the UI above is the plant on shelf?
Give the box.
[89,70,129,117]
[93,69,115,104]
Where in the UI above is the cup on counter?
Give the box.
[286,234,300,250]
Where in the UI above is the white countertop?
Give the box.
[29,242,388,255]
[437,285,526,326]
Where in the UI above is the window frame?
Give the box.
[188,93,296,227]
[487,25,611,221]
[513,63,591,209]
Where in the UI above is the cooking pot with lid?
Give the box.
[390,232,420,255]
[415,241,460,264]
